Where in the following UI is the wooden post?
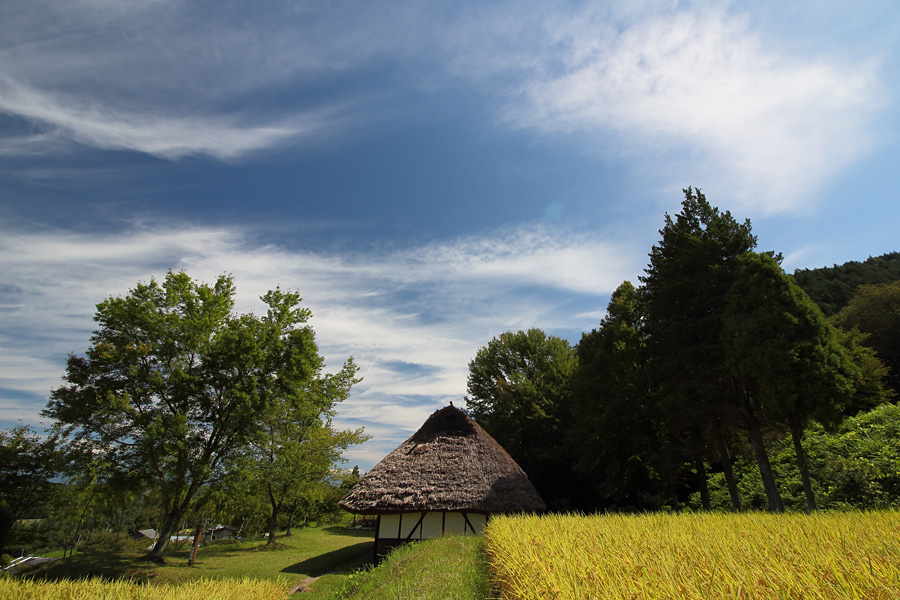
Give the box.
[188,522,204,567]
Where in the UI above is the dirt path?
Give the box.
[289,576,321,594]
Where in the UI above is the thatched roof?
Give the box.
[339,405,546,514]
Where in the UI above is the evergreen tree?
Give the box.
[639,187,762,509]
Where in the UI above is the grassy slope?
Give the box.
[13,525,374,592]
[326,535,493,600]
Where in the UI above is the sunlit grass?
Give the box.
[330,535,492,600]
[485,511,900,600]
[11,525,374,595]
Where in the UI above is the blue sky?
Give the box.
[2,0,899,471]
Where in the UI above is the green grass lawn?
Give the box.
[14,525,375,593]
[8,526,495,599]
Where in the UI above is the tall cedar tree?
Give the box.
[639,188,769,510]
[44,272,343,560]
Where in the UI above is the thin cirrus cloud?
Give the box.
[0,75,353,160]
[2,1,886,210]
[0,0,401,160]
[0,221,639,467]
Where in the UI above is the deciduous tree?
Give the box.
[466,328,578,508]
[833,281,900,393]
[242,356,367,545]
[44,272,347,560]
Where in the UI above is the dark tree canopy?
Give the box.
[640,187,758,404]
[569,281,661,509]
[722,252,859,427]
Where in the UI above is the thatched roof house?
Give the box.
[340,404,545,559]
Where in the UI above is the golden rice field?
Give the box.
[0,577,287,600]
[485,511,900,600]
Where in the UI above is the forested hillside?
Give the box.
[794,252,900,392]
[792,252,900,316]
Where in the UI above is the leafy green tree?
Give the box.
[721,252,861,510]
[0,425,62,553]
[832,327,894,414]
[466,328,578,508]
[833,281,900,393]
[211,287,368,546]
[44,272,339,561]
[341,466,361,491]
[639,187,760,510]
[242,357,367,545]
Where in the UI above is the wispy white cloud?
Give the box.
[0,221,639,468]
[0,0,404,160]
[467,6,885,214]
[0,75,354,160]
[3,0,886,201]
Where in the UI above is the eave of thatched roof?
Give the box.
[339,405,546,515]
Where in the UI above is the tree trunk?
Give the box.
[285,501,298,537]
[266,485,281,546]
[266,506,280,545]
[714,420,742,511]
[670,491,681,513]
[149,503,186,562]
[149,516,176,561]
[695,457,711,510]
[68,500,91,558]
[188,522,204,567]
[788,418,817,512]
[148,480,203,562]
[738,390,784,512]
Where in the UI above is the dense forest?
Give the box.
[467,189,899,513]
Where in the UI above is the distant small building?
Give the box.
[339,404,545,561]
[130,529,158,541]
[203,525,238,543]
